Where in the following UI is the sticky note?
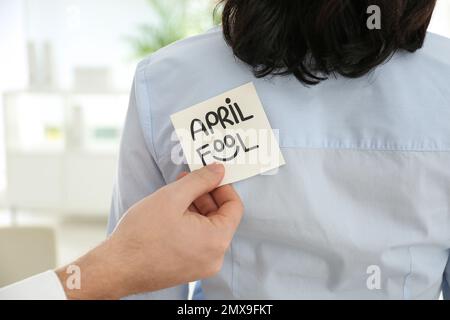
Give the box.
[171,82,285,185]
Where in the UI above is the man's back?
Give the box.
[108,28,450,299]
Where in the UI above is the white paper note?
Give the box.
[171,82,285,185]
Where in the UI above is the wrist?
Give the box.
[56,240,130,300]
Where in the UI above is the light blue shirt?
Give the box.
[108,27,450,299]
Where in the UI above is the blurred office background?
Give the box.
[0,0,219,287]
[0,0,449,288]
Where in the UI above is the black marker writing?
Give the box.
[190,97,255,141]
[196,133,259,166]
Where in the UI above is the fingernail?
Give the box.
[207,163,225,174]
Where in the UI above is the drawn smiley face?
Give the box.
[212,135,240,162]
[196,135,240,166]
[196,133,259,166]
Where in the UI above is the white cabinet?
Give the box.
[7,152,64,210]
[4,91,127,217]
[64,152,117,215]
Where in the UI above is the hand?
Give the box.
[56,164,244,299]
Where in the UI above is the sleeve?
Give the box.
[0,271,66,300]
[107,68,189,300]
[443,254,450,300]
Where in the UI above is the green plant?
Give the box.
[127,0,222,59]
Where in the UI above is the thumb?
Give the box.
[170,164,225,207]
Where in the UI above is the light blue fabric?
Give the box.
[108,27,450,299]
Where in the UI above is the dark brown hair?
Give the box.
[220,0,437,85]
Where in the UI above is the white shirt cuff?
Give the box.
[0,270,67,300]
